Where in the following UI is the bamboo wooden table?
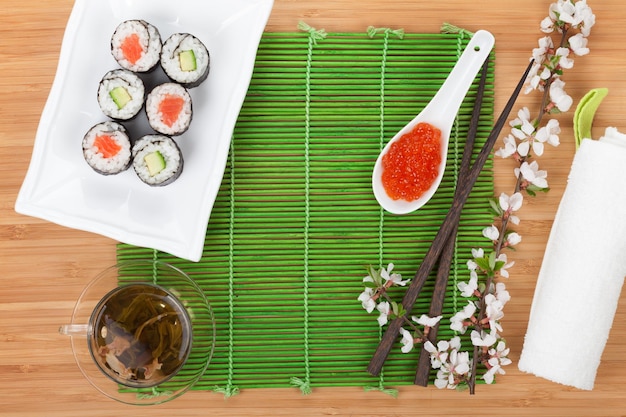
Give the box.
[2,1,625,416]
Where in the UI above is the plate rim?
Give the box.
[15,0,275,262]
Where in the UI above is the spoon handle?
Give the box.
[418,30,495,127]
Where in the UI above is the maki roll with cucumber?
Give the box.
[97,69,145,120]
[111,20,162,73]
[132,135,183,186]
[145,83,193,136]
[160,33,210,88]
[82,121,132,175]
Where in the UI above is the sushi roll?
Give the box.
[145,83,193,136]
[160,33,210,88]
[132,135,183,186]
[111,20,162,73]
[82,121,132,175]
[97,69,145,120]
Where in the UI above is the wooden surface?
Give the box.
[1,0,625,415]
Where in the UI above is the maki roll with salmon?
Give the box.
[97,69,145,120]
[82,121,132,175]
[145,83,192,136]
[160,33,210,88]
[132,135,183,186]
[111,20,162,73]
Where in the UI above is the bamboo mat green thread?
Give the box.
[117,28,495,394]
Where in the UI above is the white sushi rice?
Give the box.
[132,135,183,186]
[111,20,162,72]
[145,83,193,136]
[160,33,210,85]
[82,121,132,175]
[97,69,145,120]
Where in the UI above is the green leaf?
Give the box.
[396,304,407,318]
[456,383,470,392]
[488,251,497,270]
[474,257,491,272]
[488,197,503,217]
[494,260,506,271]
[526,184,550,196]
[365,265,383,286]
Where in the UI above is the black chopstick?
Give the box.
[414,57,489,386]
[367,59,535,377]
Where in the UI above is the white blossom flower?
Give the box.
[540,16,555,33]
[519,117,557,157]
[434,369,450,389]
[484,293,505,332]
[451,349,471,374]
[489,340,512,367]
[450,301,477,333]
[510,107,532,127]
[506,232,522,246]
[568,33,589,56]
[482,361,501,384]
[532,36,553,64]
[517,140,531,158]
[467,258,478,271]
[550,0,595,36]
[483,340,511,384]
[424,339,450,369]
[499,192,523,224]
[413,314,442,328]
[500,191,524,211]
[381,263,409,286]
[576,0,595,37]
[376,301,390,326]
[556,47,574,69]
[528,64,552,94]
[495,134,518,158]
[431,337,467,389]
[549,78,573,112]
[399,327,414,353]
[471,330,497,347]
[457,271,478,297]
[525,63,542,94]
[511,117,535,142]
[496,253,515,278]
[435,351,470,390]
[471,248,484,259]
[515,160,548,189]
[482,225,500,241]
[535,118,561,148]
[495,282,511,304]
[357,287,376,313]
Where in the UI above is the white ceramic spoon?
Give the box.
[372,29,495,215]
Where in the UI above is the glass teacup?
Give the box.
[60,260,215,405]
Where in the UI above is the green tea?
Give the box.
[89,283,192,388]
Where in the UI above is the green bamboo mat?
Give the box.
[117,29,495,394]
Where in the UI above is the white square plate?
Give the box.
[15,0,274,261]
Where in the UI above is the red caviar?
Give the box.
[381,122,442,201]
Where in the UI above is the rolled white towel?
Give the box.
[518,127,626,390]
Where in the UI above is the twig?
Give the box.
[367,59,534,377]
[414,57,490,387]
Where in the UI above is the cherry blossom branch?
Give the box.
[358,0,595,394]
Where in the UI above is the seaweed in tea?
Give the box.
[89,283,192,387]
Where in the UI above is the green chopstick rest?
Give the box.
[573,87,608,149]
